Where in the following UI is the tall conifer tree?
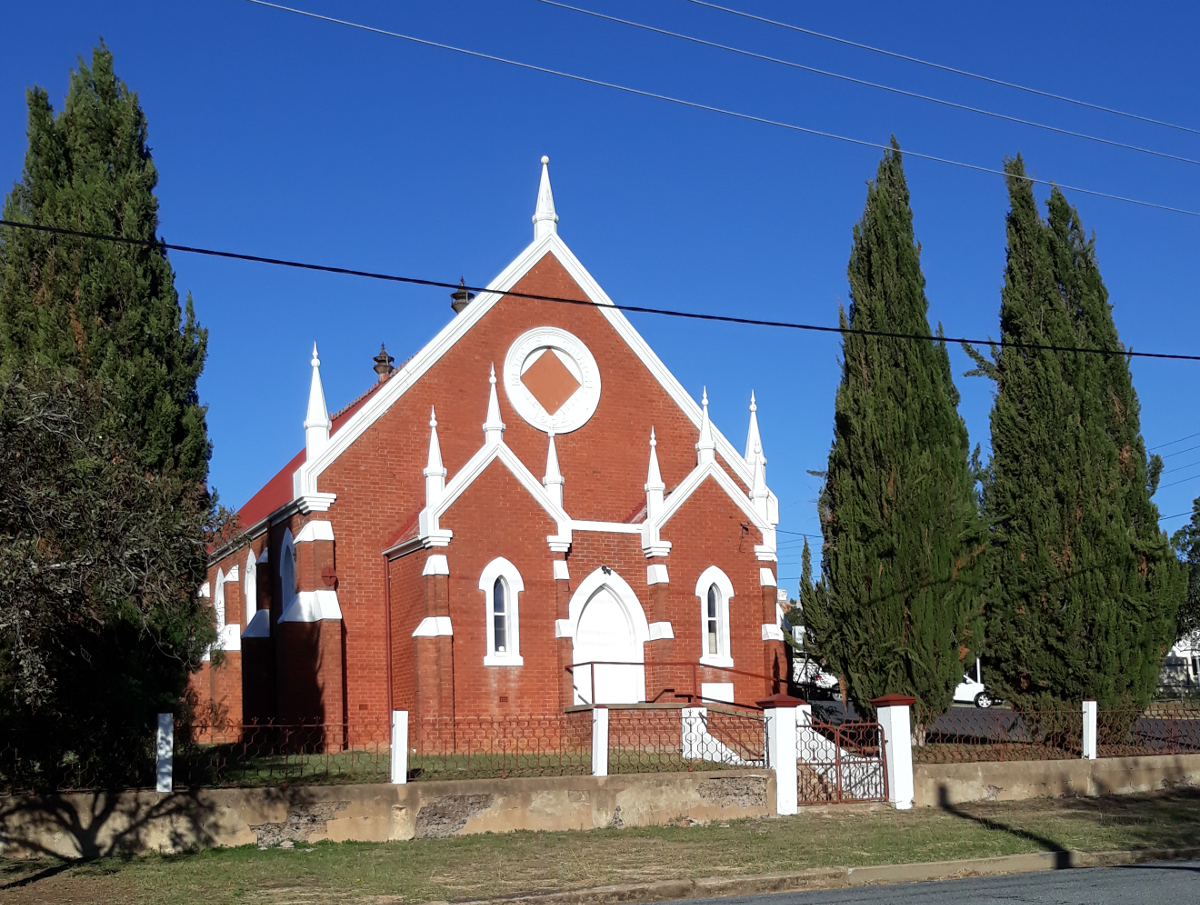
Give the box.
[813,140,984,719]
[968,157,1182,710]
[0,46,219,756]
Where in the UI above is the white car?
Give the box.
[953,659,994,708]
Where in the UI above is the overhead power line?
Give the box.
[1150,430,1200,451]
[683,0,1200,137]
[537,0,1200,168]
[244,0,1200,220]
[4,217,1200,363]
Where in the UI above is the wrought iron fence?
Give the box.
[174,719,393,787]
[1098,703,1200,757]
[608,704,765,773]
[796,718,887,803]
[0,727,157,794]
[912,706,1082,764]
[410,712,592,780]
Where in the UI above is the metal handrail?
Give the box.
[566,659,787,712]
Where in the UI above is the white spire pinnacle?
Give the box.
[532,155,558,240]
[696,387,716,465]
[645,426,665,519]
[751,440,770,520]
[543,430,564,508]
[424,406,446,507]
[483,363,506,445]
[304,342,331,461]
[744,390,763,466]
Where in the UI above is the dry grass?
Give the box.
[2,791,1198,904]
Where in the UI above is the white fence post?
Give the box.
[155,713,173,794]
[591,706,609,777]
[390,710,409,784]
[1082,699,1098,760]
[871,695,915,810]
[758,693,802,816]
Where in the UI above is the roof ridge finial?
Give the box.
[696,387,715,465]
[483,363,506,445]
[424,405,446,506]
[646,426,665,519]
[532,155,558,240]
[543,429,564,508]
[744,389,763,465]
[304,342,331,461]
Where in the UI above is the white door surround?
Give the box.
[568,567,649,704]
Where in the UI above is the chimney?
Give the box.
[373,343,394,383]
[450,278,475,315]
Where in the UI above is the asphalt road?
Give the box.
[675,861,1200,904]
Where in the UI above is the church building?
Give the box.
[196,158,786,736]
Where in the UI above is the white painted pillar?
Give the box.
[390,710,409,784]
[155,713,173,794]
[871,695,915,810]
[591,706,609,777]
[758,693,802,816]
[1082,699,1098,761]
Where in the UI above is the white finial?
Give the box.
[532,155,558,240]
[751,440,769,519]
[696,387,715,465]
[304,342,331,461]
[645,426,665,518]
[744,390,763,466]
[483,363,506,445]
[424,406,446,507]
[543,430,564,508]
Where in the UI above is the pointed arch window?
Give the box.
[696,566,734,668]
[480,558,524,666]
[280,529,297,616]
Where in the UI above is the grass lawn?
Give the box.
[2,791,1198,904]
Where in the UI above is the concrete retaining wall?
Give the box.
[0,770,774,859]
[914,753,1200,807]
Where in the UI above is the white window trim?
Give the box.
[696,566,734,668]
[213,568,227,632]
[244,550,258,623]
[479,557,524,666]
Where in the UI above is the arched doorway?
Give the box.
[569,569,648,704]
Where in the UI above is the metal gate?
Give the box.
[796,717,888,803]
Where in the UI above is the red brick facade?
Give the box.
[196,164,784,738]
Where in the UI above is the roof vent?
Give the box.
[373,343,394,383]
[450,278,476,315]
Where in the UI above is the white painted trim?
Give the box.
[656,461,775,552]
[553,560,570,581]
[198,581,210,599]
[647,563,669,586]
[700,682,734,704]
[242,609,271,639]
[294,520,334,543]
[244,550,258,624]
[295,492,337,513]
[412,615,453,637]
[776,588,788,602]
[422,554,449,577]
[256,548,270,564]
[291,228,777,518]
[568,567,651,645]
[503,326,601,434]
[759,567,776,587]
[213,568,227,632]
[762,624,785,642]
[225,565,239,582]
[555,618,574,638]
[480,557,524,666]
[696,565,735,669]
[571,520,642,535]
[280,589,342,622]
[648,621,674,641]
[213,623,241,653]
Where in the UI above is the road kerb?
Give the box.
[455,846,1200,904]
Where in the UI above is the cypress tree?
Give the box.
[813,140,984,720]
[968,156,1183,710]
[0,45,221,756]
[1172,497,1200,646]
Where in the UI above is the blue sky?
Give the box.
[4,1,1199,585]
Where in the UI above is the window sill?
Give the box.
[699,654,734,669]
[483,654,525,667]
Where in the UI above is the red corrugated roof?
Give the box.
[235,374,392,529]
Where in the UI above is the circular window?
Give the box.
[503,327,601,434]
